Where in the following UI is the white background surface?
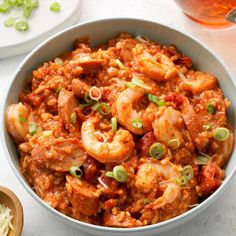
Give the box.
[0,0,236,235]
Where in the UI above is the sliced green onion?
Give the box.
[149,142,164,159]
[182,165,194,181]
[91,102,100,111]
[207,102,215,114]
[213,127,229,141]
[203,124,212,130]
[113,166,127,183]
[19,113,27,123]
[15,20,29,32]
[54,57,64,65]
[0,2,10,13]
[199,151,211,159]
[143,198,151,205]
[23,3,33,18]
[148,94,158,104]
[70,112,76,124]
[131,78,151,90]
[28,123,37,135]
[132,119,143,129]
[43,130,52,137]
[115,59,125,70]
[50,2,61,12]
[127,82,135,88]
[16,0,24,6]
[7,0,17,6]
[97,103,111,115]
[69,166,82,179]
[56,87,61,95]
[175,176,188,186]
[4,17,15,27]
[111,117,117,132]
[84,93,94,104]
[31,0,39,8]
[105,166,127,183]
[167,138,180,149]
[89,86,101,101]
[194,156,210,165]
[157,99,166,107]
[105,171,114,178]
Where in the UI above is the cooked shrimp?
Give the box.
[133,44,177,81]
[5,103,29,143]
[135,160,181,209]
[81,117,135,163]
[181,71,217,94]
[152,107,184,146]
[114,87,157,135]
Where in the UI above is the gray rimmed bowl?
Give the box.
[1,18,236,236]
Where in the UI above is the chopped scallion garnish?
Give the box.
[157,99,166,107]
[149,142,164,159]
[194,156,210,165]
[0,2,10,13]
[207,102,215,114]
[97,103,111,115]
[50,2,61,12]
[4,17,15,27]
[105,165,127,183]
[115,59,125,69]
[213,127,229,141]
[69,166,82,179]
[111,117,117,132]
[15,20,29,32]
[127,82,135,88]
[131,78,151,90]
[148,94,158,104]
[28,123,37,135]
[167,138,180,149]
[131,119,143,129]
[70,112,77,124]
[19,113,27,123]
[56,87,62,95]
[182,165,194,182]
[175,176,188,186]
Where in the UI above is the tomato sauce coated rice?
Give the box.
[5,33,234,227]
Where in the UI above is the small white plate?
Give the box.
[0,0,81,58]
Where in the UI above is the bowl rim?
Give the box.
[2,17,236,233]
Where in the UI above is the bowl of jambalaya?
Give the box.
[2,18,236,236]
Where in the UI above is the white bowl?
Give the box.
[2,18,236,236]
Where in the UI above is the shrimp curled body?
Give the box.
[5,103,29,143]
[81,117,135,163]
[135,160,181,209]
[115,87,157,135]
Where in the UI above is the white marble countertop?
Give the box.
[0,0,236,236]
